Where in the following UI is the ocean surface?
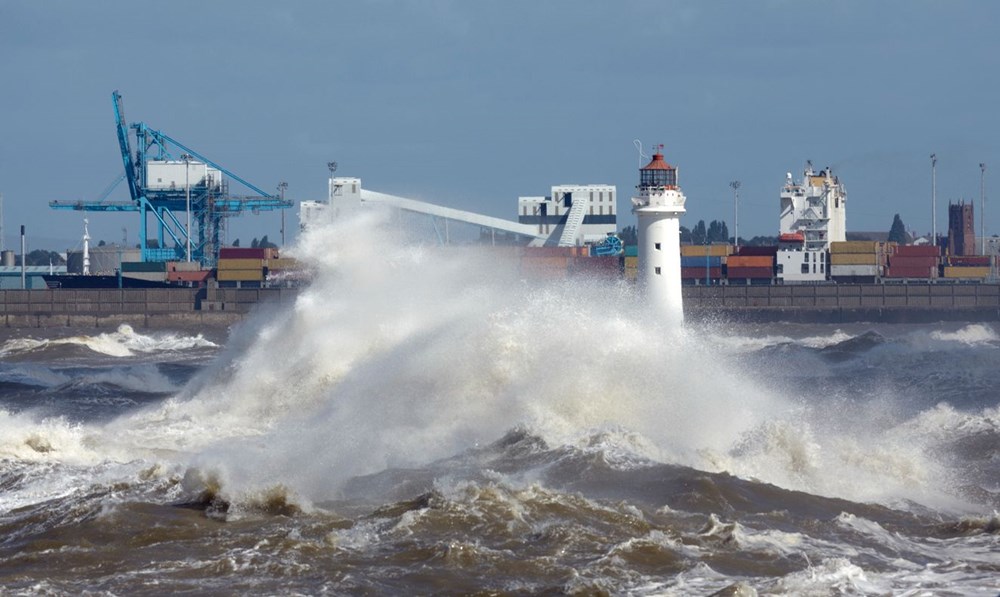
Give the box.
[1,218,998,595]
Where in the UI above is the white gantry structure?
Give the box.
[299,177,617,248]
[631,147,686,323]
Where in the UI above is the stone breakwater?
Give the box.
[1,284,1000,328]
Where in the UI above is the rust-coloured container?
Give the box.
[893,245,940,257]
[883,266,936,278]
[889,256,939,268]
[727,256,774,268]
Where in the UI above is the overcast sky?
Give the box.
[1,1,998,251]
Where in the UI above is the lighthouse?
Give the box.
[631,146,686,323]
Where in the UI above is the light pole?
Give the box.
[981,163,987,255]
[181,153,192,262]
[931,153,937,246]
[278,182,288,247]
[730,180,741,250]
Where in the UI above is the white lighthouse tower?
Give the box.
[631,146,686,323]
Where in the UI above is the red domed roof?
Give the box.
[642,152,674,171]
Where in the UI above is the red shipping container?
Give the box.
[893,245,940,257]
[889,256,939,268]
[727,266,774,279]
[736,246,779,256]
[219,247,268,259]
[884,266,936,278]
[681,267,723,279]
[949,256,991,266]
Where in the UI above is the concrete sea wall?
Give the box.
[0,288,299,328]
[683,283,1000,323]
[1,283,999,328]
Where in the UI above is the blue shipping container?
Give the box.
[680,256,722,268]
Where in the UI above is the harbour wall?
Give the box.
[0,288,299,329]
[683,283,1000,323]
[1,284,1000,328]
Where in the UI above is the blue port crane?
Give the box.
[49,91,292,266]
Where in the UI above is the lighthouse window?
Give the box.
[654,243,661,250]
[654,267,661,275]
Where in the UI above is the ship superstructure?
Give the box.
[776,162,846,283]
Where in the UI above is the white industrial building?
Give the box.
[517,184,617,246]
[776,163,846,283]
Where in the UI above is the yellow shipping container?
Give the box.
[830,253,878,265]
[266,258,301,270]
[624,256,638,268]
[830,241,879,254]
[217,269,264,282]
[943,266,991,278]
[680,244,732,257]
[217,258,264,271]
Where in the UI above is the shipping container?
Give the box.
[217,258,265,271]
[726,266,774,279]
[735,246,778,257]
[943,266,991,278]
[680,256,723,268]
[122,261,168,273]
[624,256,638,268]
[681,267,723,279]
[624,245,639,257]
[893,245,940,257]
[680,244,732,257]
[888,256,939,268]
[266,258,301,270]
[217,269,265,282]
[830,253,879,266]
[166,261,203,272]
[883,266,937,278]
[167,270,212,284]
[122,271,166,282]
[727,255,774,268]
[948,256,991,267]
[830,241,879,253]
[219,247,269,260]
[830,264,881,277]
